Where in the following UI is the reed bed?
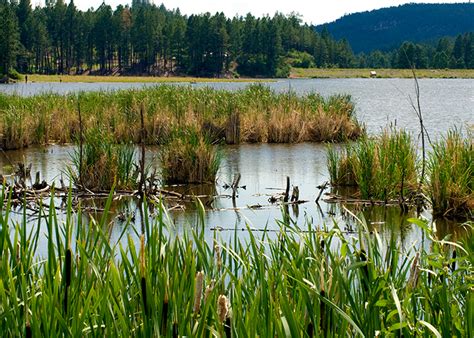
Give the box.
[0,85,363,150]
[327,129,417,201]
[0,187,471,336]
[428,129,473,218]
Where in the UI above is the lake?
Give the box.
[0,78,472,255]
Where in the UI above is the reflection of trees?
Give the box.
[328,201,418,249]
[434,218,471,242]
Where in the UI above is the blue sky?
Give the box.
[70,0,466,24]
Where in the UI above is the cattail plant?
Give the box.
[408,252,420,289]
[217,295,229,322]
[63,247,72,315]
[193,271,204,315]
[139,234,148,316]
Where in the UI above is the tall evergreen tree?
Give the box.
[0,0,20,75]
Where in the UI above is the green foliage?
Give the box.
[286,50,315,68]
[328,128,473,218]
[8,69,22,80]
[0,1,20,74]
[0,187,471,335]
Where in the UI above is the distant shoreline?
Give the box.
[290,68,474,79]
[12,68,474,84]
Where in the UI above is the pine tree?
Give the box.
[0,0,20,75]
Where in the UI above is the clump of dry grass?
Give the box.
[0,85,363,149]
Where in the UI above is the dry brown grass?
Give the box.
[0,85,363,150]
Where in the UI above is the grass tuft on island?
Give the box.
[0,84,363,150]
[0,187,471,336]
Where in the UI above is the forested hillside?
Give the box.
[317,3,474,53]
[0,0,354,78]
[1,0,473,79]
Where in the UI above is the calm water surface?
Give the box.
[1,144,467,258]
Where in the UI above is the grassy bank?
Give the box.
[25,74,270,83]
[0,188,472,336]
[291,67,474,79]
[21,69,474,81]
[0,84,363,150]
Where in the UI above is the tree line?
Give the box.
[0,0,354,78]
[0,0,473,79]
[358,33,474,69]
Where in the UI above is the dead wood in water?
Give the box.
[323,192,414,207]
[283,176,290,203]
[315,182,329,203]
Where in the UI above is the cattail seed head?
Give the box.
[161,295,169,333]
[172,322,178,338]
[224,317,232,338]
[141,276,148,316]
[65,248,72,287]
[408,252,420,289]
[319,289,326,333]
[25,322,32,338]
[140,234,146,277]
[217,295,229,322]
[215,244,222,271]
[193,271,204,314]
[16,241,21,264]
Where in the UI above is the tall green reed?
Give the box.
[428,128,473,218]
[327,128,418,201]
[69,126,138,190]
[0,185,471,336]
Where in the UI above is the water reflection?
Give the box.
[1,143,469,257]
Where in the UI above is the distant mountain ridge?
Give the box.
[316,3,474,53]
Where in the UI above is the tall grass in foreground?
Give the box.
[428,129,473,218]
[159,129,221,184]
[327,129,417,201]
[69,126,138,190]
[0,84,363,149]
[0,187,472,336]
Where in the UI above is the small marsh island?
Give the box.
[0,0,473,336]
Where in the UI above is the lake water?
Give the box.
[1,78,472,255]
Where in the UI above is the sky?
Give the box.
[69,0,467,25]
